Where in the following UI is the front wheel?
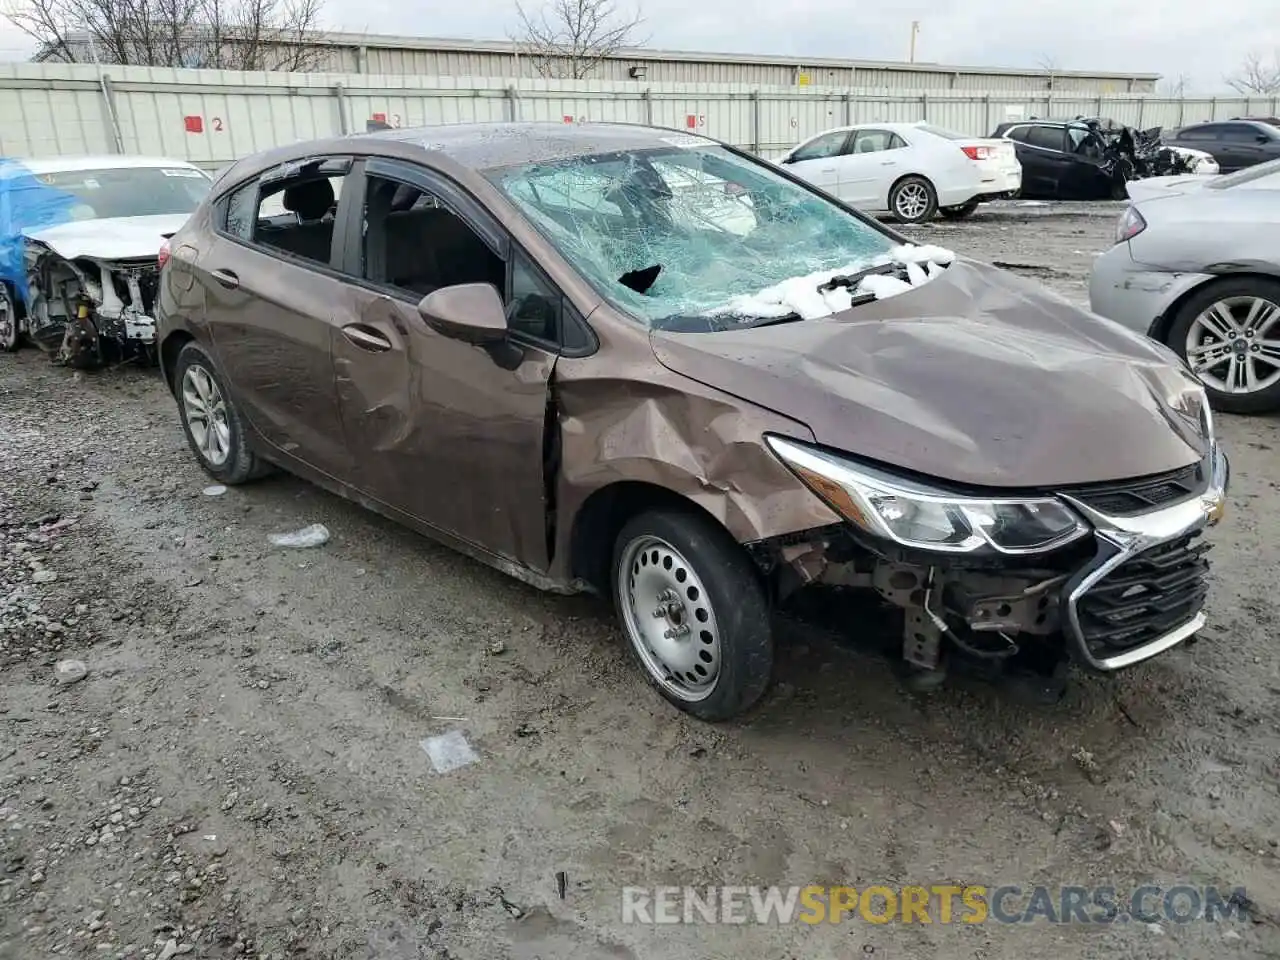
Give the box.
[889,176,938,224]
[0,284,19,352]
[611,508,773,721]
[938,201,980,220]
[1167,278,1280,414]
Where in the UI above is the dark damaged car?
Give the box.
[0,156,212,364]
[993,118,1218,201]
[155,122,1229,721]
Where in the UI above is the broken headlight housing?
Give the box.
[766,436,1089,555]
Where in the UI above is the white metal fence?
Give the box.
[1,61,1275,167]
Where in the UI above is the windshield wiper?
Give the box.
[818,261,909,293]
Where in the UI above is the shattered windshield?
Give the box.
[485,143,897,329]
[31,166,212,220]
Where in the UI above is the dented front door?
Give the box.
[333,288,557,571]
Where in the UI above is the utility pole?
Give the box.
[909,21,920,63]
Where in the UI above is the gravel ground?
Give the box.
[2,201,1279,960]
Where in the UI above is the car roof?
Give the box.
[350,121,724,170]
[1181,119,1271,131]
[6,155,204,174]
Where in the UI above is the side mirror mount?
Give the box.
[1258,134,1271,144]
[779,154,795,165]
[417,282,507,345]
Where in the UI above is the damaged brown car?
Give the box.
[156,122,1229,721]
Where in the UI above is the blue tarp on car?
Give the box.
[0,159,82,307]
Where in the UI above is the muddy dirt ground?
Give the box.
[2,201,1279,960]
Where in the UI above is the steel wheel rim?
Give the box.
[181,365,232,467]
[896,183,929,220]
[1185,295,1280,395]
[618,535,722,703]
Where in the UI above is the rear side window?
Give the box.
[1003,126,1030,143]
[1224,123,1274,140]
[851,130,907,153]
[1024,126,1066,151]
[216,159,350,267]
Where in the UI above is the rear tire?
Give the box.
[1166,277,1280,414]
[611,508,773,722]
[938,201,980,220]
[889,176,938,224]
[173,342,271,484]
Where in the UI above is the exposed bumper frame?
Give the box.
[1060,443,1229,671]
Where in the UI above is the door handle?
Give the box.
[341,323,393,353]
[210,268,239,289]
[880,161,896,166]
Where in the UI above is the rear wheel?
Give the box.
[938,201,980,220]
[611,508,772,721]
[1167,278,1280,414]
[889,176,938,224]
[174,342,271,483]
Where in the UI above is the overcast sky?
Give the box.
[0,0,1275,94]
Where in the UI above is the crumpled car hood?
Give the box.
[650,258,1207,489]
[22,213,190,261]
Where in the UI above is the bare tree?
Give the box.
[4,0,326,69]
[1037,53,1059,90]
[513,0,644,80]
[1225,50,1280,94]
[1158,73,1191,97]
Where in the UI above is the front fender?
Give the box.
[551,374,841,575]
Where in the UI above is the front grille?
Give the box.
[1066,462,1204,516]
[1075,533,1211,655]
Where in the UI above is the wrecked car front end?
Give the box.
[23,240,168,366]
[0,159,209,367]
[755,431,1226,691]
[646,254,1229,697]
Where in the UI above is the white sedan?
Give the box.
[777,121,1022,223]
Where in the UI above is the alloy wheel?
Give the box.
[181,364,232,466]
[895,183,930,220]
[617,534,722,702]
[1185,295,1280,395]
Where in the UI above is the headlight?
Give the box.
[766,436,1089,555]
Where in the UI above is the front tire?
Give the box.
[1167,278,1280,414]
[174,342,269,484]
[0,284,19,352]
[611,508,773,721]
[938,200,979,220]
[889,176,938,224]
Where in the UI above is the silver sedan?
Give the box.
[1089,158,1280,413]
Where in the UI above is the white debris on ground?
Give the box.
[267,523,330,549]
[420,730,480,773]
[709,243,956,321]
[202,484,227,497]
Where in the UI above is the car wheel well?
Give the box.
[1151,272,1280,343]
[888,172,934,198]
[569,481,739,595]
[160,331,194,393]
